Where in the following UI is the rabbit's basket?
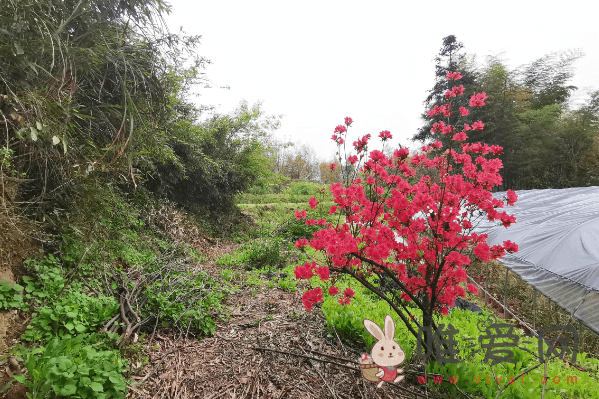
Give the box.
[360,360,381,382]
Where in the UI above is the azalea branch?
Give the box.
[340,264,419,339]
[352,253,431,320]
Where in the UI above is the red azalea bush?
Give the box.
[294,71,519,342]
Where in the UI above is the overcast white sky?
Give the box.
[164,0,598,161]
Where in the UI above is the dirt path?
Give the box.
[126,245,429,399]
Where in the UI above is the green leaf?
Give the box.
[12,284,23,291]
[64,322,74,330]
[36,121,42,130]
[108,374,123,384]
[56,384,77,396]
[89,382,104,392]
[75,324,86,332]
[13,375,26,384]
[30,127,38,141]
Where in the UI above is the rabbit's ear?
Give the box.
[363,319,385,341]
[384,315,395,341]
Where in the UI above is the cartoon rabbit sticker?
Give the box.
[360,315,405,388]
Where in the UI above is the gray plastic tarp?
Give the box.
[472,187,599,335]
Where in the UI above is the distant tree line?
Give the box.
[415,35,599,191]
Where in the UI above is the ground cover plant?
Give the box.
[315,274,599,398]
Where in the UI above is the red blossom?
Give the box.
[446,71,463,80]
[295,238,309,248]
[459,107,469,116]
[294,262,314,280]
[315,266,330,280]
[452,132,467,141]
[467,284,478,295]
[295,209,307,220]
[344,117,353,126]
[472,120,485,131]
[329,163,337,170]
[474,242,490,262]
[469,92,488,107]
[378,130,392,141]
[506,190,518,206]
[394,148,410,159]
[338,296,351,305]
[440,104,452,117]
[427,105,441,117]
[302,287,323,312]
[334,125,347,134]
[503,240,519,252]
[452,85,465,96]
[328,286,339,295]
[309,196,320,209]
[348,155,358,164]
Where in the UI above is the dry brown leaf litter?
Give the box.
[126,246,437,399]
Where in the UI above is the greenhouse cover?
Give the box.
[473,186,599,335]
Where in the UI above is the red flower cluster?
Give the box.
[334,125,347,134]
[427,103,452,117]
[445,85,465,98]
[338,287,355,305]
[431,121,455,135]
[309,196,320,209]
[394,148,410,160]
[331,134,344,145]
[302,287,323,312]
[344,117,353,126]
[295,238,309,248]
[472,120,484,131]
[353,134,371,153]
[446,71,463,80]
[505,190,518,206]
[470,92,488,107]
[452,132,467,141]
[294,209,307,219]
[378,130,392,141]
